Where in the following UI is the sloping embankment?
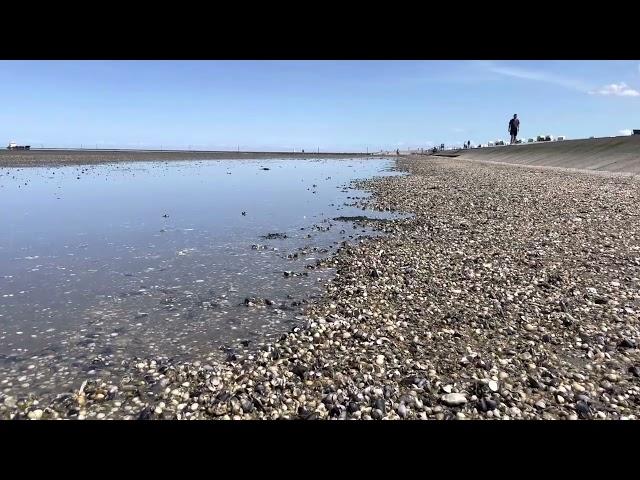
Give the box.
[442,135,640,174]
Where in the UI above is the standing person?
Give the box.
[508,114,520,144]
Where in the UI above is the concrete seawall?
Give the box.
[439,135,640,174]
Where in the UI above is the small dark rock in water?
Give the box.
[261,167,270,171]
[241,211,246,216]
[262,232,287,240]
[162,214,169,218]
[264,299,274,306]
[240,339,251,347]
[333,215,392,224]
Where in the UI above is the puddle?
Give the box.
[0,157,403,400]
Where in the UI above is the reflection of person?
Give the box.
[509,114,520,144]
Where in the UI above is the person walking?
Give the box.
[509,114,520,144]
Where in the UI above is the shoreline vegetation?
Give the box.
[2,155,640,420]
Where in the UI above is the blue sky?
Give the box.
[0,60,638,151]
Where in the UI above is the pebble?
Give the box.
[605,373,619,382]
[28,409,43,420]
[441,393,467,407]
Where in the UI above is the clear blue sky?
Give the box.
[1,60,638,151]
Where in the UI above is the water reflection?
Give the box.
[0,157,402,399]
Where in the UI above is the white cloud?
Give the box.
[620,129,633,136]
[475,61,592,92]
[452,127,465,133]
[590,82,640,97]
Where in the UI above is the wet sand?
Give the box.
[0,149,370,168]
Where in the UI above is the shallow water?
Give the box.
[0,157,401,399]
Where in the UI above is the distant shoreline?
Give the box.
[0,149,378,168]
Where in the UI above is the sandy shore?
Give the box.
[2,156,640,420]
[0,149,369,168]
